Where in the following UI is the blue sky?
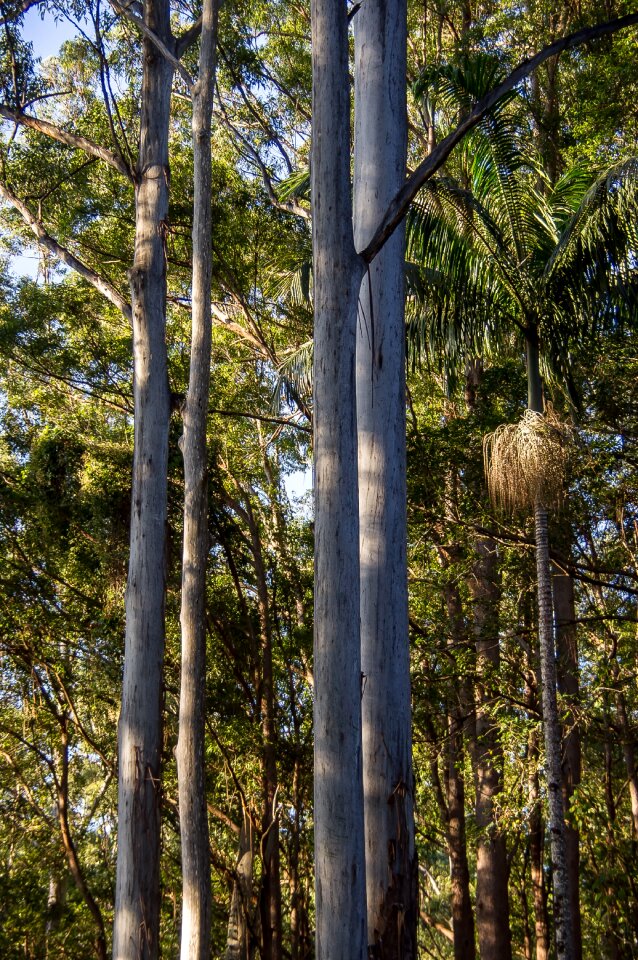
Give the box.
[23,3,77,62]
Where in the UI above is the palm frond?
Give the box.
[544,158,638,337]
[276,167,311,203]
[270,339,313,415]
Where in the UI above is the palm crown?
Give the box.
[407,55,638,408]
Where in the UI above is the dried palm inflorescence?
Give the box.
[483,405,570,513]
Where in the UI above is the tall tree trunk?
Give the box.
[311,0,366,956]
[438,545,475,960]
[468,538,511,960]
[533,503,573,960]
[553,570,582,960]
[526,334,573,960]
[528,730,550,960]
[113,2,173,957]
[176,3,219,958]
[353,0,417,956]
[225,807,255,960]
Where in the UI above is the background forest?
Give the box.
[0,0,637,958]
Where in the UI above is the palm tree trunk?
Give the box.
[175,3,218,957]
[533,502,574,960]
[311,0,367,955]
[353,1,417,956]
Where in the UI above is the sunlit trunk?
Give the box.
[176,3,219,957]
[353,0,417,955]
[113,2,173,956]
[311,0,367,955]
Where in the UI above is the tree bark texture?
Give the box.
[468,538,511,960]
[353,1,417,956]
[528,730,550,960]
[175,3,219,959]
[553,571,582,960]
[225,808,255,960]
[311,0,367,957]
[113,2,173,957]
[439,549,475,960]
[534,504,574,960]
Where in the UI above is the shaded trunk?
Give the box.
[311,0,367,955]
[533,503,573,960]
[57,721,107,960]
[353,1,416,956]
[113,2,173,956]
[615,691,638,836]
[528,731,550,960]
[225,807,255,960]
[439,548,475,960]
[468,538,511,960]
[446,713,475,960]
[176,4,219,958]
[553,571,582,960]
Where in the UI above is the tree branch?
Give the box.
[108,0,194,91]
[0,105,134,180]
[361,12,638,263]
[0,180,132,321]
[175,14,202,58]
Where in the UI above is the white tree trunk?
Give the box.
[353,1,417,956]
[175,2,219,958]
[311,0,366,956]
[112,2,173,958]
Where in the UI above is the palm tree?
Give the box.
[408,57,638,960]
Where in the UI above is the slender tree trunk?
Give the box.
[528,730,550,960]
[439,546,475,960]
[353,1,416,956]
[446,711,475,960]
[57,721,107,960]
[526,336,573,960]
[553,570,582,960]
[225,807,255,960]
[175,3,219,958]
[311,0,366,956]
[533,503,574,960]
[468,538,511,960]
[113,2,173,957]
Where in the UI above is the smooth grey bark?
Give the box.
[311,0,366,957]
[553,570,582,960]
[353,1,417,956]
[468,538,511,960]
[175,2,219,958]
[112,2,173,957]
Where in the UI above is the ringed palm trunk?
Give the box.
[527,332,574,960]
[175,3,219,958]
[353,0,417,955]
[113,2,173,956]
[311,0,367,957]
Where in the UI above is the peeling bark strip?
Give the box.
[112,1,173,958]
[353,1,417,956]
[311,0,367,956]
